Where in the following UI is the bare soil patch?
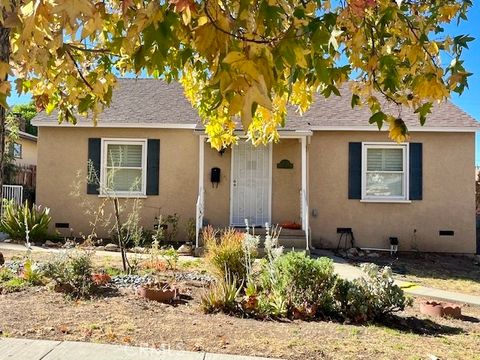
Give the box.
[1,285,479,359]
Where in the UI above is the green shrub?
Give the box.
[21,259,43,285]
[42,250,94,299]
[201,273,242,314]
[269,252,337,316]
[333,263,412,322]
[0,267,15,282]
[204,226,247,283]
[1,277,27,293]
[0,200,51,242]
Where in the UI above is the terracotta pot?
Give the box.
[138,285,177,302]
[419,301,444,317]
[442,303,462,319]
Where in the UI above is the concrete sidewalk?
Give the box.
[0,338,281,360]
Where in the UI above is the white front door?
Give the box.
[230,141,271,227]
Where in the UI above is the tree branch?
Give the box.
[65,48,94,91]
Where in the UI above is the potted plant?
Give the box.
[138,281,178,302]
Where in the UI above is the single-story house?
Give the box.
[31,79,479,254]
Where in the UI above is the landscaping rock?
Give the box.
[367,252,380,258]
[178,244,193,256]
[105,243,119,251]
[131,246,146,254]
[110,275,154,287]
[95,246,105,251]
[346,247,359,257]
[0,252,4,266]
[3,239,11,243]
[44,240,61,248]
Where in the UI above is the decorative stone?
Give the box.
[44,240,61,248]
[346,247,359,257]
[367,252,380,258]
[178,244,193,255]
[131,246,146,254]
[104,243,119,251]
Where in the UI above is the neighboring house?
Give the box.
[8,130,38,167]
[31,79,479,254]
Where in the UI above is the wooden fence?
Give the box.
[12,164,36,188]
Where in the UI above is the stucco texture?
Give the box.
[37,127,199,240]
[37,127,476,253]
[308,131,476,253]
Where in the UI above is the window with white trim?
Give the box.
[12,142,22,159]
[101,139,147,196]
[362,143,408,201]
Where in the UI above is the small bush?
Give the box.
[201,273,242,314]
[259,252,337,318]
[43,250,94,299]
[21,259,43,285]
[333,263,412,322]
[1,277,27,293]
[204,226,246,283]
[0,200,51,243]
[0,267,15,282]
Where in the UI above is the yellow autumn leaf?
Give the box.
[223,51,246,65]
[388,117,409,143]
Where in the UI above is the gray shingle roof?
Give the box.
[33,78,479,131]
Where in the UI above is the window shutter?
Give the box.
[146,139,160,195]
[87,138,101,195]
[348,142,362,199]
[409,143,423,200]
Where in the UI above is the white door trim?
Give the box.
[229,141,272,227]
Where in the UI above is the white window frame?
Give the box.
[361,142,410,203]
[12,142,22,159]
[100,138,147,197]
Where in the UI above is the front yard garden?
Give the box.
[1,231,479,359]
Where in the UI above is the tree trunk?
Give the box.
[0,25,11,193]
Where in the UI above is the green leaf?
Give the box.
[369,111,387,130]
[351,94,360,109]
[414,102,433,126]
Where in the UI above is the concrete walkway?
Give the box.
[313,249,480,306]
[2,242,480,306]
[0,338,281,360]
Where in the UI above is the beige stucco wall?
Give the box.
[203,138,301,228]
[308,131,476,254]
[16,137,37,166]
[37,127,199,241]
[6,135,37,166]
[36,127,476,253]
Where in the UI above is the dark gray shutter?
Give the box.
[348,142,362,199]
[87,138,101,194]
[409,143,423,200]
[146,139,160,195]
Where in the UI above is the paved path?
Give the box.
[0,338,281,360]
[312,249,480,307]
[2,242,480,306]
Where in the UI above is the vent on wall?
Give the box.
[439,230,454,236]
[55,223,70,229]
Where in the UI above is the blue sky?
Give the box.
[8,4,480,162]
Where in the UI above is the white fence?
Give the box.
[1,185,23,215]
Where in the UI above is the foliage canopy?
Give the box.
[0,0,474,148]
